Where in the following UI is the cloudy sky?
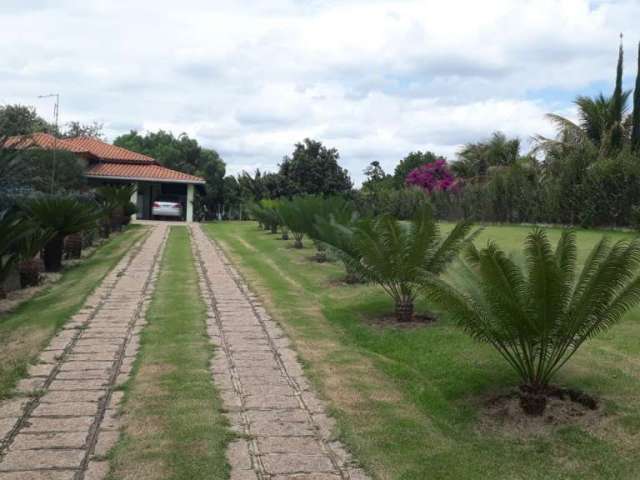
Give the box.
[2,0,639,184]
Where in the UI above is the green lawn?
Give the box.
[0,225,148,399]
[204,221,640,480]
[108,226,231,480]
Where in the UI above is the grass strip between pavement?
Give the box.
[107,226,231,480]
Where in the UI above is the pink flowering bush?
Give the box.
[405,159,460,193]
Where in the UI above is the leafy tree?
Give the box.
[0,105,53,137]
[362,161,393,193]
[326,204,476,322]
[423,229,640,415]
[393,151,443,187]
[61,121,104,139]
[279,139,352,195]
[8,149,86,193]
[114,129,226,219]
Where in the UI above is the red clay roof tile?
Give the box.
[86,162,205,184]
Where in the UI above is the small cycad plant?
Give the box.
[332,204,476,322]
[422,228,640,415]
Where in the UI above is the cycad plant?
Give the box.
[334,204,475,322]
[0,209,31,298]
[96,184,136,232]
[250,200,281,234]
[314,211,362,283]
[277,196,323,249]
[422,229,640,415]
[23,196,101,272]
[16,226,54,287]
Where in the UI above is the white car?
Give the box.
[152,198,183,218]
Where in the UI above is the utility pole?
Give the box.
[38,93,60,193]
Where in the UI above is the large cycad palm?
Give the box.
[23,196,101,272]
[336,205,476,322]
[422,229,640,415]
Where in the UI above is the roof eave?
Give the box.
[85,173,206,185]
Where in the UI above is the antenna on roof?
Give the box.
[38,93,60,193]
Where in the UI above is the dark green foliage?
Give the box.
[632,42,640,151]
[0,105,54,137]
[7,149,87,193]
[23,196,101,272]
[0,210,32,296]
[355,186,430,220]
[279,139,352,195]
[422,229,640,414]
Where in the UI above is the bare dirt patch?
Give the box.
[477,387,604,438]
[363,313,438,330]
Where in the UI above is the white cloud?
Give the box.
[2,0,639,184]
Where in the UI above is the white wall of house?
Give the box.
[186,184,195,222]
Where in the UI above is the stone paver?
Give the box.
[190,224,369,480]
[0,225,168,479]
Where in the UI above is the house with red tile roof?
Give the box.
[6,133,205,222]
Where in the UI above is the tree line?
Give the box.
[4,39,640,227]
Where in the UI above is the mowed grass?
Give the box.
[0,225,148,399]
[108,226,231,480]
[204,221,640,480]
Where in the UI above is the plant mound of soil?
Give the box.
[366,313,437,329]
[479,386,601,437]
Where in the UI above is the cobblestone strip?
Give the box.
[0,224,168,480]
[190,224,369,480]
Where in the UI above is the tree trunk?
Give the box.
[19,258,44,288]
[270,225,278,234]
[64,233,83,259]
[43,235,64,272]
[519,385,548,416]
[294,238,303,249]
[0,285,5,300]
[395,299,414,322]
[101,220,111,239]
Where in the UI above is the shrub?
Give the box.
[405,159,459,193]
[0,209,32,297]
[326,204,476,321]
[23,196,101,272]
[422,229,640,415]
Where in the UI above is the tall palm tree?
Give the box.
[422,229,640,415]
[536,42,631,157]
[454,132,520,179]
